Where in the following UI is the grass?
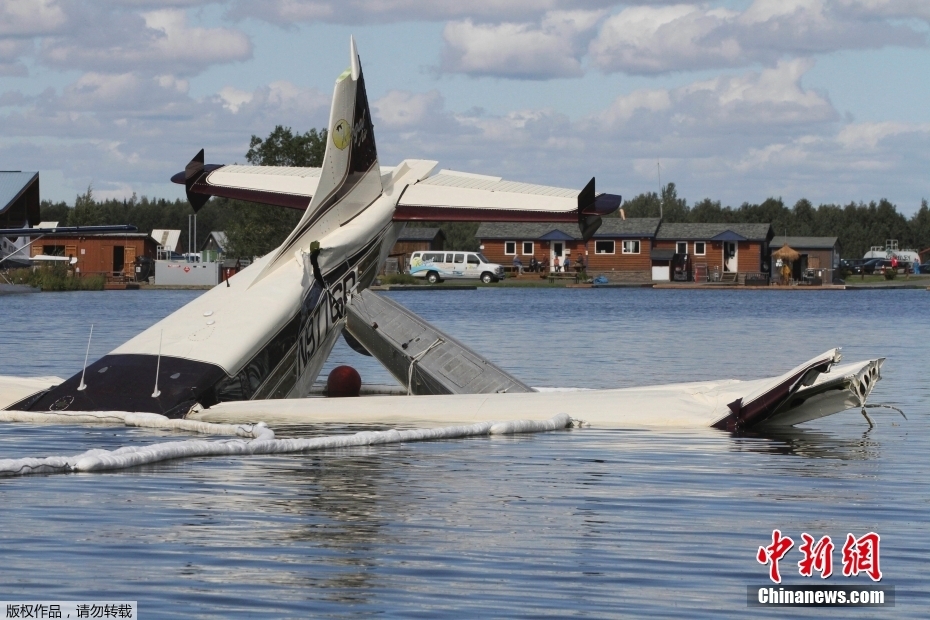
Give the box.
[3,266,105,291]
[843,273,930,284]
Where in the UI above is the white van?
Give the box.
[408,251,506,284]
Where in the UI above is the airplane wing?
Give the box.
[393,169,621,240]
[171,149,320,212]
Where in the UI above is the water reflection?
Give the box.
[733,426,881,460]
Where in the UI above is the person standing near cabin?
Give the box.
[513,254,523,275]
[577,253,586,273]
[553,255,561,273]
[564,255,571,272]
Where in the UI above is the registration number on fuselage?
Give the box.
[297,268,358,374]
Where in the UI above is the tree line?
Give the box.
[621,183,930,259]
[40,126,930,260]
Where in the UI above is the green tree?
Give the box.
[246,126,327,167]
[223,125,328,258]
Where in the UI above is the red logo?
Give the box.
[183,266,190,273]
[798,534,834,579]
[758,530,881,582]
[842,532,882,581]
[757,530,794,584]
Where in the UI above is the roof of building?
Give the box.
[49,232,153,239]
[397,226,444,242]
[0,172,38,215]
[770,236,839,250]
[475,218,661,240]
[152,229,181,250]
[200,231,228,251]
[655,222,773,241]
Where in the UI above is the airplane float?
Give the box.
[0,39,886,435]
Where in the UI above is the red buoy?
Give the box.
[327,365,362,397]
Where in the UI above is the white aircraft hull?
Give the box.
[186,355,884,430]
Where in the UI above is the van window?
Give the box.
[467,254,479,265]
[445,253,454,262]
[477,253,490,264]
[423,253,443,262]
[454,253,465,264]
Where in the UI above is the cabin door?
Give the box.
[552,242,564,270]
[723,242,738,273]
[124,246,136,275]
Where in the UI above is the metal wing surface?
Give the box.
[394,169,622,224]
[172,156,321,211]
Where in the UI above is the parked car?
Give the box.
[839,258,866,275]
[408,251,506,284]
[860,258,889,274]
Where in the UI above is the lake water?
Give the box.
[0,288,928,618]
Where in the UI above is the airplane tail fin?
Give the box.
[253,36,382,284]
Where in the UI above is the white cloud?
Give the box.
[229,0,617,26]
[372,89,450,130]
[442,10,605,79]
[0,70,330,201]
[589,59,837,152]
[38,9,251,76]
[589,0,927,75]
[0,0,67,36]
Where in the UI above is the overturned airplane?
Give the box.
[0,39,885,431]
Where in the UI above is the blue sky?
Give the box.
[1,0,928,214]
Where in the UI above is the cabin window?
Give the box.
[676,242,687,254]
[522,241,534,255]
[694,242,706,256]
[42,245,65,256]
[504,241,516,255]
[622,240,640,254]
[595,240,615,254]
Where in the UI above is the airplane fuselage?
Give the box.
[13,160,438,416]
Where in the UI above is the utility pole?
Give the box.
[657,161,663,220]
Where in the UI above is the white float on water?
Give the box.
[0,412,573,478]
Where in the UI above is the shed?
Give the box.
[30,232,157,280]
[388,226,446,273]
[200,231,228,262]
[769,236,840,284]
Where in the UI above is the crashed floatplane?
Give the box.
[0,39,885,432]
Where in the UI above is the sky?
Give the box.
[1,0,928,214]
